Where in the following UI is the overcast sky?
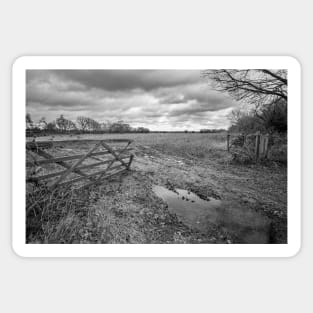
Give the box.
[26,70,238,131]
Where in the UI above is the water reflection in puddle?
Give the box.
[153,185,271,244]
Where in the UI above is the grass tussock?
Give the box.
[26,184,93,243]
[26,171,221,244]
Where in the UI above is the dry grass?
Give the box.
[26,185,93,243]
[26,132,287,244]
[139,133,228,160]
[26,170,222,244]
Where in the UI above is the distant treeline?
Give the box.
[26,114,150,135]
[26,113,226,136]
[199,129,226,133]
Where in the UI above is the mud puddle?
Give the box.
[153,185,271,243]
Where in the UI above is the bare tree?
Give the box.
[77,116,100,132]
[76,116,90,131]
[90,119,101,131]
[110,120,132,133]
[65,120,77,131]
[56,115,76,132]
[202,69,287,111]
[46,121,57,131]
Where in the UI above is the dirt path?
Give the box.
[28,141,287,244]
[80,144,286,244]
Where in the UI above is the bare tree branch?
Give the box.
[202,69,288,111]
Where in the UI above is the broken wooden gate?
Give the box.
[226,132,270,160]
[26,139,134,189]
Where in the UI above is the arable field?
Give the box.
[26,133,287,244]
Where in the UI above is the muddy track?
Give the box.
[27,141,287,244]
[129,144,287,243]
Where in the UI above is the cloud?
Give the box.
[44,70,201,92]
[26,69,238,130]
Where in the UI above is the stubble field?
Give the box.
[26,132,287,244]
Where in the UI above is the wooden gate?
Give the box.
[26,139,134,190]
[227,132,270,160]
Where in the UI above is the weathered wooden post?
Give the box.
[259,135,265,156]
[227,133,230,152]
[264,133,269,158]
[242,133,246,146]
[255,131,261,160]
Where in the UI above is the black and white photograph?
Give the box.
[24,65,289,245]
[2,0,310,310]
[2,0,313,309]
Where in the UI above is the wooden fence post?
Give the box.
[227,133,230,152]
[259,135,265,156]
[255,131,261,160]
[264,133,269,158]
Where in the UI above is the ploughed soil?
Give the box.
[26,135,287,244]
